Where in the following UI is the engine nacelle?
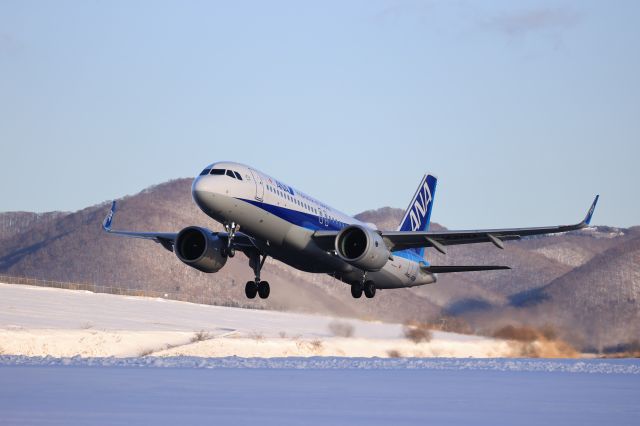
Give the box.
[335,225,390,271]
[174,226,228,273]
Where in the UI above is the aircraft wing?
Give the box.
[313,196,599,254]
[382,195,598,253]
[102,201,255,252]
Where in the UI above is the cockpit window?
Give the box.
[226,170,236,178]
[200,168,211,176]
[210,169,225,175]
[233,171,242,180]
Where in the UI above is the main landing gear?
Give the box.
[245,251,270,299]
[351,280,376,299]
[245,280,270,299]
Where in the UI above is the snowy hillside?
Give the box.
[3,178,638,351]
[0,283,512,358]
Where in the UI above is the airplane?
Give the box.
[103,161,599,300]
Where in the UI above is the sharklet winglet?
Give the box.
[584,195,599,226]
[102,201,117,232]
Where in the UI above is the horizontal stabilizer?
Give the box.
[422,265,510,273]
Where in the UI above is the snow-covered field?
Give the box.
[1,283,639,425]
[0,283,511,358]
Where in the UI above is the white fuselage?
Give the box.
[191,162,436,289]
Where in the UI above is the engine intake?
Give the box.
[175,226,228,273]
[335,225,390,271]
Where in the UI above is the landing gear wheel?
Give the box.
[227,248,235,258]
[258,281,270,299]
[350,284,363,299]
[245,281,258,299]
[364,281,376,298]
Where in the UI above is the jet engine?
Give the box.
[174,226,228,273]
[335,225,390,271]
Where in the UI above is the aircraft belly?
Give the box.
[363,267,406,289]
[363,259,437,289]
[201,193,345,273]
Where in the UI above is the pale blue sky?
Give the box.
[1,0,638,228]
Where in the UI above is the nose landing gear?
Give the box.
[224,222,238,258]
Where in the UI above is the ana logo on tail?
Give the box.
[398,174,438,234]
[410,180,433,231]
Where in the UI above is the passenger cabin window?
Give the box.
[226,170,236,178]
[200,168,211,176]
[210,169,225,175]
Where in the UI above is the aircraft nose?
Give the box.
[192,174,227,213]
[191,176,209,209]
[192,175,204,193]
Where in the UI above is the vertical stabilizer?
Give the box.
[397,174,437,258]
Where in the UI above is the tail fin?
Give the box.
[397,174,437,258]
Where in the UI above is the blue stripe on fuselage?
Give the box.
[241,199,345,232]
[239,198,427,266]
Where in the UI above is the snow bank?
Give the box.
[0,330,511,358]
[1,356,639,374]
[0,283,514,358]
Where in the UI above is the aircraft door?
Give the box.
[249,169,264,201]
